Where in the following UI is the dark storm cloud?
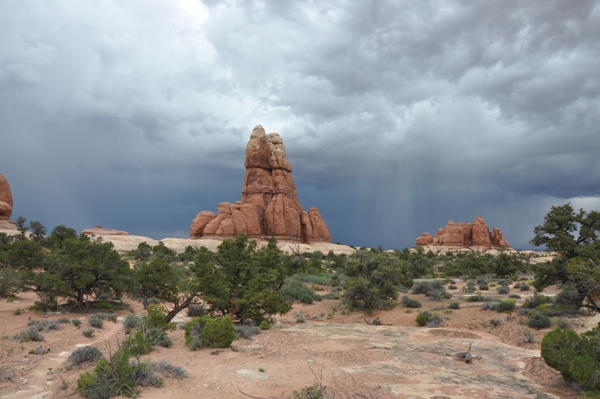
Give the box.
[1,0,599,248]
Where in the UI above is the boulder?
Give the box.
[0,173,14,220]
[190,126,331,243]
[417,216,511,250]
[416,232,433,246]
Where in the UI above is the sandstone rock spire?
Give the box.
[190,126,331,243]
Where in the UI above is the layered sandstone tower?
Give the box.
[0,173,17,230]
[190,126,331,243]
[416,216,511,249]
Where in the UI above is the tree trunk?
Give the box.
[164,296,195,323]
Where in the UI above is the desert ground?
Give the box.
[1,281,595,399]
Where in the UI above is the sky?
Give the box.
[1,0,599,250]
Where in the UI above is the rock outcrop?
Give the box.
[416,216,511,249]
[0,173,17,230]
[190,125,331,243]
[0,173,14,219]
[82,226,129,236]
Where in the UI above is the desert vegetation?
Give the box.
[0,202,599,397]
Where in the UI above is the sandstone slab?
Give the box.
[82,226,129,236]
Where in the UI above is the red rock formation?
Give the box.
[190,126,331,243]
[416,216,511,249]
[82,226,129,236]
[0,173,14,220]
[416,232,433,246]
[471,216,492,246]
[491,227,510,247]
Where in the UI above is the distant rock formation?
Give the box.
[190,125,331,243]
[0,173,17,230]
[82,226,129,236]
[416,216,511,249]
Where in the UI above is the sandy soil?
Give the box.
[0,283,590,399]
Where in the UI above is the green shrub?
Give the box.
[541,327,585,381]
[158,336,172,348]
[289,273,334,286]
[411,280,445,295]
[448,285,457,290]
[296,314,306,323]
[186,304,207,317]
[523,293,552,309]
[488,299,516,313]
[465,281,476,292]
[292,382,329,399]
[465,295,492,302]
[185,315,234,349]
[67,346,103,369]
[555,318,570,329]
[185,315,210,348]
[200,316,235,348]
[259,320,270,330]
[13,308,22,315]
[123,314,141,332]
[508,294,521,299]
[520,283,530,291]
[426,313,442,327]
[82,328,95,338]
[89,316,103,329]
[528,314,551,329]
[281,279,319,304]
[77,347,163,399]
[27,320,62,331]
[478,283,489,290]
[517,330,535,345]
[124,329,153,356]
[570,355,600,391]
[553,285,581,313]
[401,295,421,308]
[234,323,261,340]
[123,326,170,356]
[142,305,175,331]
[448,302,460,309]
[188,340,203,351]
[415,311,431,326]
[13,327,44,342]
[153,359,187,378]
[91,301,117,311]
[58,317,70,323]
[496,286,510,295]
[72,319,82,328]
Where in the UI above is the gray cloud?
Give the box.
[1,0,599,249]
